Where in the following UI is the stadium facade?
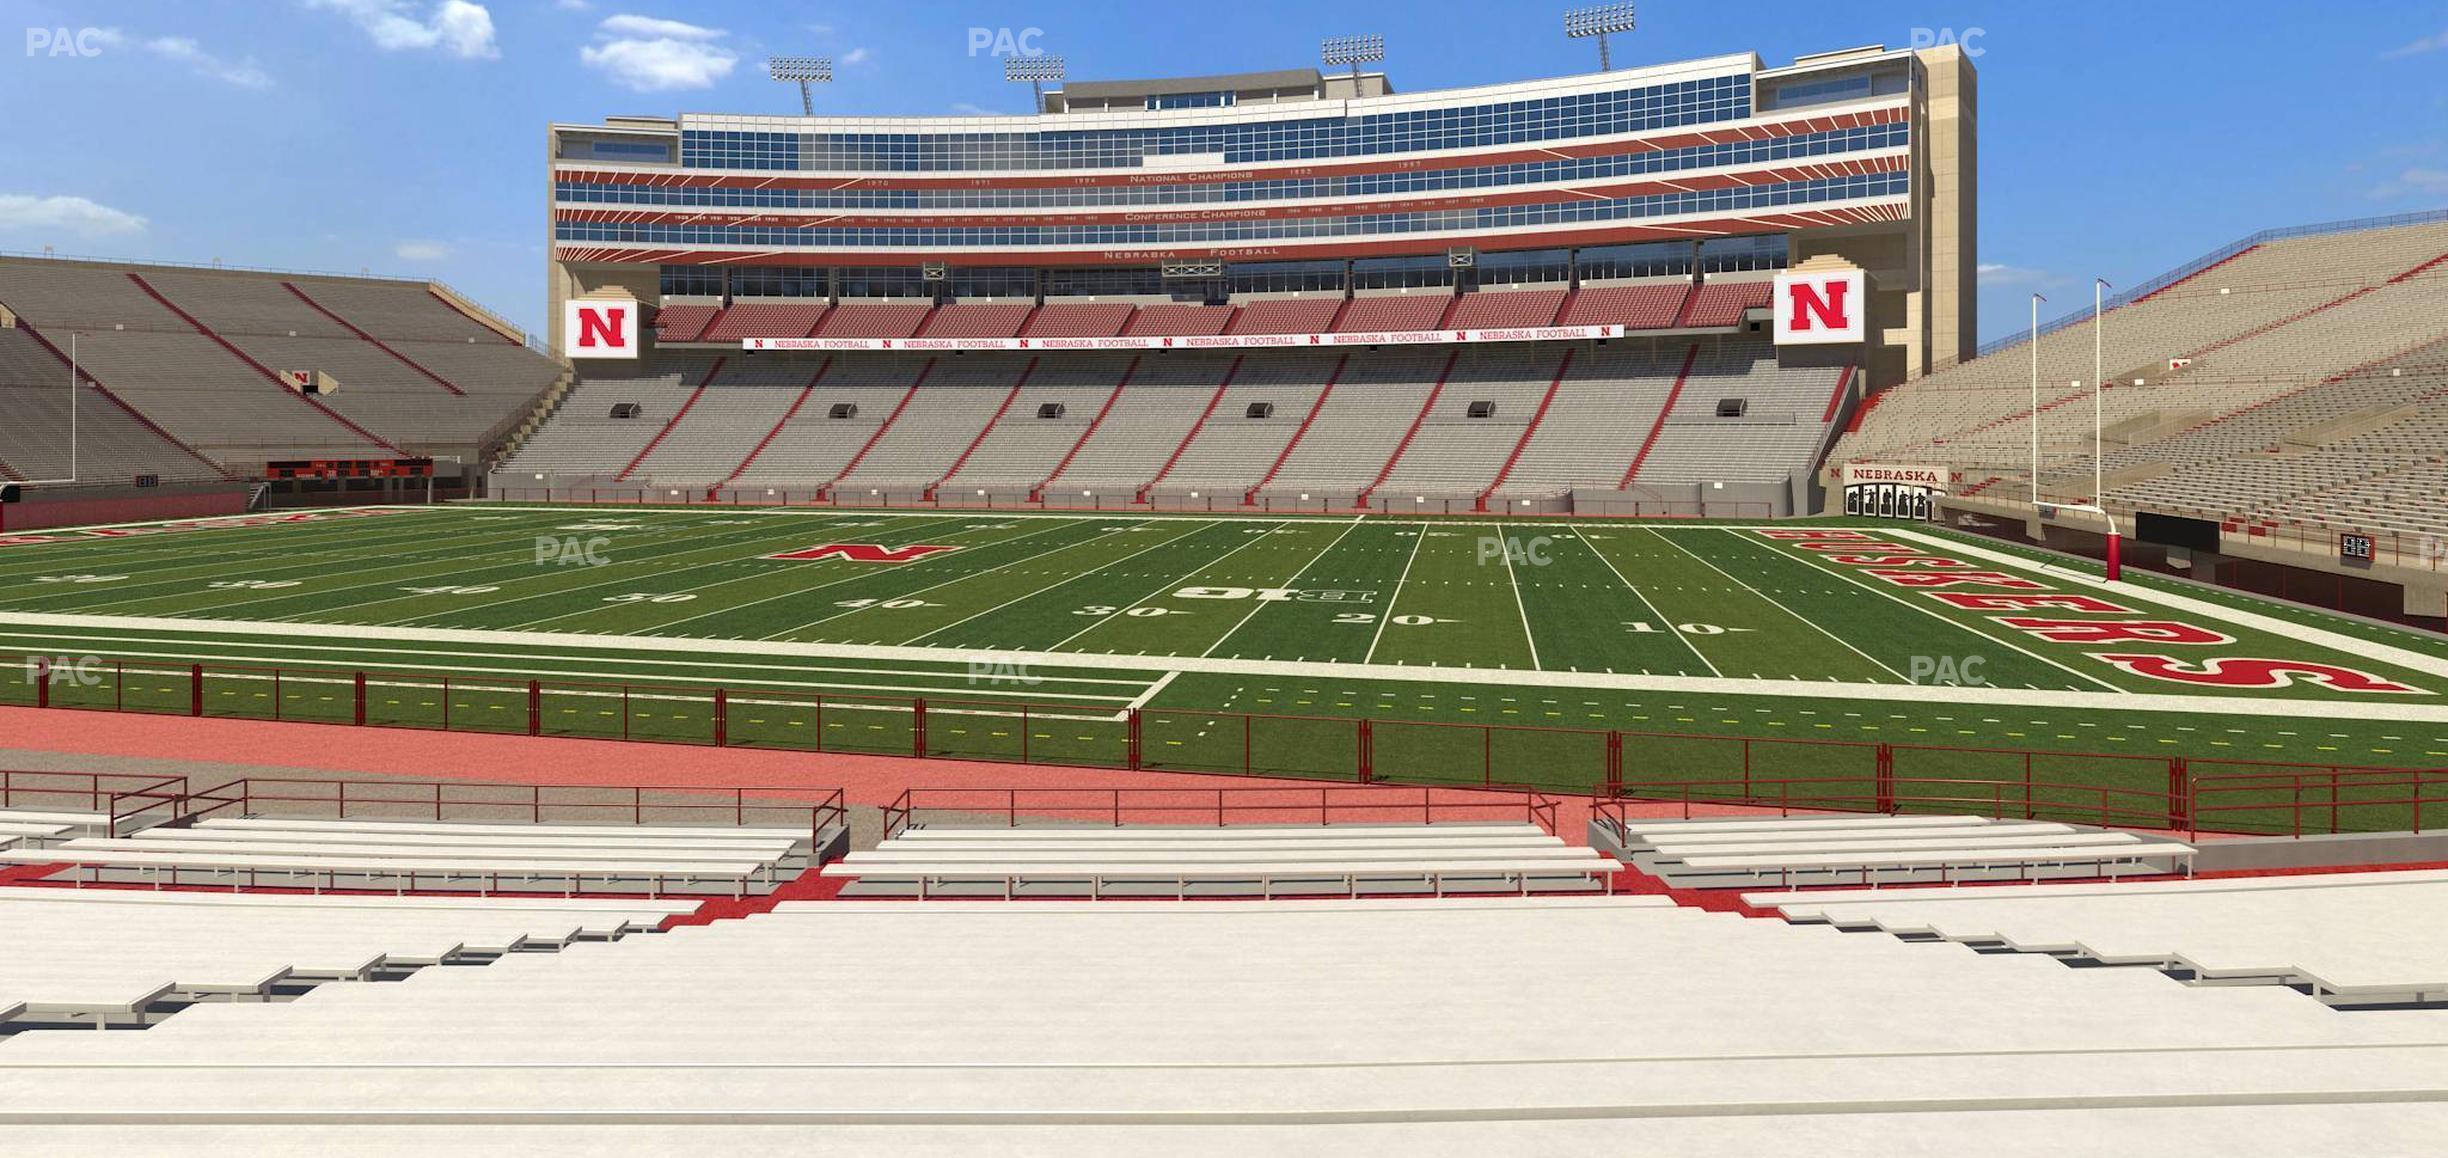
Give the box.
[545,43,1977,388]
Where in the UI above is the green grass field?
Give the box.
[2,503,2443,829]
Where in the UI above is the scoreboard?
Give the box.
[265,458,436,480]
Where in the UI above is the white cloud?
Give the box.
[305,0,499,60]
[1976,263,2053,288]
[581,15,737,91]
[598,14,723,39]
[555,0,591,9]
[2380,28,2448,59]
[394,240,452,261]
[2372,168,2448,199]
[0,194,149,239]
[949,102,999,116]
[840,47,871,66]
[143,36,277,89]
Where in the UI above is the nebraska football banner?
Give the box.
[741,324,1624,354]
[1840,463,1945,520]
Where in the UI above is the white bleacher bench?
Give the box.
[1629,820,2077,847]
[0,809,114,833]
[0,846,774,897]
[1673,841,2197,887]
[199,817,813,843]
[822,853,1622,900]
[56,836,794,867]
[1644,832,2155,859]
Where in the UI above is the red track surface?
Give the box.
[0,707,1597,838]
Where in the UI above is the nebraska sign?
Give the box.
[1772,270,1866,346]
[566,300,640,359]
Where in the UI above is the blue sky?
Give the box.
[1,0,2442,342]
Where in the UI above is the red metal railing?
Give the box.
[881,785,1560,841]
[173,777,847,850]
[0,770,189,837]
[11,650,2444,837]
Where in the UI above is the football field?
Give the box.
[3,504,2446,814]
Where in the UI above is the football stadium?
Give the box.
[3,4,2448,1151]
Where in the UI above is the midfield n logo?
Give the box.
[765,542,960,564]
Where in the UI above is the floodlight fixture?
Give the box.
[1005,54,1065,111]
[1563,4,1636,71]
[1321,33,1384,86]
[768,56,833,115]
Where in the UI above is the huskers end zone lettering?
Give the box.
[2091,654,2425,695]
[766,542,960,564]
[1839,463,1945,521]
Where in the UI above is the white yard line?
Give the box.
[767,519,1161,642]
[1044,520,1291,652]
[1123,670,1179,712]
[1647,528,1912,683]
[1199,517,1367,659]
[1894,528,2448,686]
[1364,528,1427,664]
[1572,531,1719,677]
[899,518,1204,646]
[12,610,2448,724]
[1500,528,1543,671]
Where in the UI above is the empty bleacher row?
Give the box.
[0,256,563,479]
[825,821,1621,898]
[0,815,816,897]
[4,893,2442,1146]
[1750,868,2448,1007]
[1603,813,2198,888]
[1830,213,2448,536]
[649,277,1749,345]
[504,331,1851,506]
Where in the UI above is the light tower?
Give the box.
[1563,4,1636,72]
[1005,55,1065,113]
[1320,33,1384,91]
[767,56,832,116]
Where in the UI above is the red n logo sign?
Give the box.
[1772,270,1865,345]
[577,306,627,350]
[766,542,959,564]
[565,300,639,359]
[1788,280,1849,332]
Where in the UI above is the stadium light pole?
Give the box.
[1563,4,1636,72]
[768,56,832,116]
[2028,293,2045,509]
[2091,277,2119,581]
[1321,34,1385,91]
[1005,55,1065,114]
